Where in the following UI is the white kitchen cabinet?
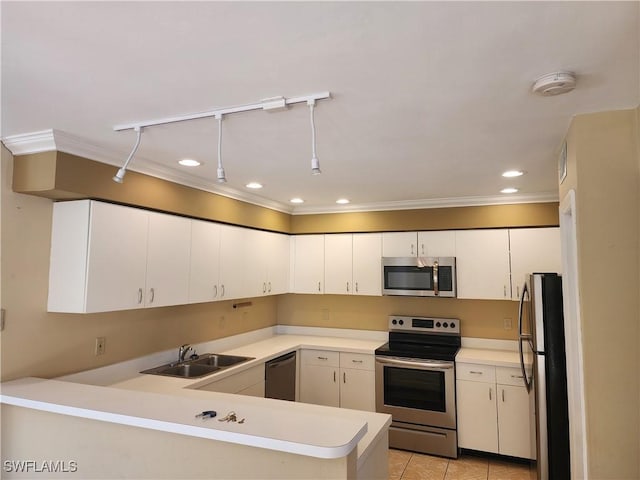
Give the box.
[324,234,382,296]
[352,233,382,296]
[456,363,535,459]
[195,364,265,397]
[188,220,221,303]
[324,234,353,295]
[455,229,511,299]
[292,235,325,294]
[48,200,190,313]
[245,230,289,297]
[144,212,191,308]
[509,227,561,300]
[382,231,455,257]
[265,232,290,295]
[218,225,247,300]
[299,349,375,411]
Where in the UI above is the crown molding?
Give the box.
[2,129,559,216]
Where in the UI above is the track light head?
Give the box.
[112,167,127,184]
[311,156,321,175]
[217,166,227,183]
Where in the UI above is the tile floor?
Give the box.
[388,449,535,480]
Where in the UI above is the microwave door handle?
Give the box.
[433,261,439,296]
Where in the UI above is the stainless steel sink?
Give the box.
[140,353,254,379]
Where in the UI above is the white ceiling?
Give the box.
[2,1,639,214]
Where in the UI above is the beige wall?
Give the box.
[1,148,278,382]
[560,108,640,479]
[278,294,519,340]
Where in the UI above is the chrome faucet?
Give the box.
[178,344,193,363]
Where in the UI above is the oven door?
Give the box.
[375,356,456,430]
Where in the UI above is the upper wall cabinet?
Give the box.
[455,230,512,300]
[245,230,290,297]
[292,235,325,294]
[48,200,190,313]
[509,227,562,300]
[382,231,456,257]
[188,220,221,304]
[324,233,382,296]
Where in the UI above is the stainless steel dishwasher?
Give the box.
[264,351,296,401]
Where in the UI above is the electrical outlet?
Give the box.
[503,318,513,330]
[95,337,106,355]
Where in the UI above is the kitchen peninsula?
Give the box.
[1,328,391,480]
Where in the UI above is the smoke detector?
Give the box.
[532,71,576,96]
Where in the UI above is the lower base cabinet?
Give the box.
[196,364,265,397]
[456,363,535,459]
[299,349,375,411]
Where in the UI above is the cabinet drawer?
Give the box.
[456,363,496,383]
[301,349,339,367]
[340,352,374,371]
[496,366,528,387]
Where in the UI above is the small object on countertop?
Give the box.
[238,418,245,424]
[195,410,217,419]
[218,411,237,422]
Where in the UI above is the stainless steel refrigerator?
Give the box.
[518,273,571,480]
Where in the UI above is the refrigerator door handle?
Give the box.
[518,281,533,392]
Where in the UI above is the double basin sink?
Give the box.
[141,353,254,379]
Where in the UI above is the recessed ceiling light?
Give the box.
[336,198,350,204]
[246,182,263,189]
[178,158,201,167]
[290,198,304,204]
[501,188,519,194]
[502,170,525,178]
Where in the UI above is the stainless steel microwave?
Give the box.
[382,257,457,297]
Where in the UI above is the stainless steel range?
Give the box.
[375,315,461,458]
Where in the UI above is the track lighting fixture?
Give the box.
[308,99,321,175]
[112,126,142,183]
[113,92,330,185]
[215,114,226,183]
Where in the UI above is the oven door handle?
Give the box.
[375,356,454,370]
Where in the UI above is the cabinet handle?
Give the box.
[352,360,363,364]
[343,372,346,383]
[318,282,321,292]
[502,389,505,402]
[421,244,425,255]
[138,288,143,304]
[504,285,507,297]
[221,285,225,297]
[489,387,492,401]
[469,371,483,375]
[317,356,328,361]
[346,282,350,292]
[149,287,155,303]
[333,371,336,383]
[355,282,359,293]
[511,375,524,379]
[263,282,267,294]
[268,282,271,293]
[411,244,415,255]
[213,285,218,298]
[516,286,520,298]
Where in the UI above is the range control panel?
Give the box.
[389,315,460,334]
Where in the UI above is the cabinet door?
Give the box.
[497,385,535,459]
[266,232,290,295]
[456,379,499,453]
[455,230,511,299]
[188,220,221,303]
[340,368,375,411]
[352,233,382,296]
[382,232,418,257]
[324,234,353,295]
[85,202,149,312]
[509,227,561,300]
[219,225,247,300]
[245,229,269,297]
[145,212,191,308]
[292,235,325,294]
[417,231,456,257]
[299,364,339,407]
